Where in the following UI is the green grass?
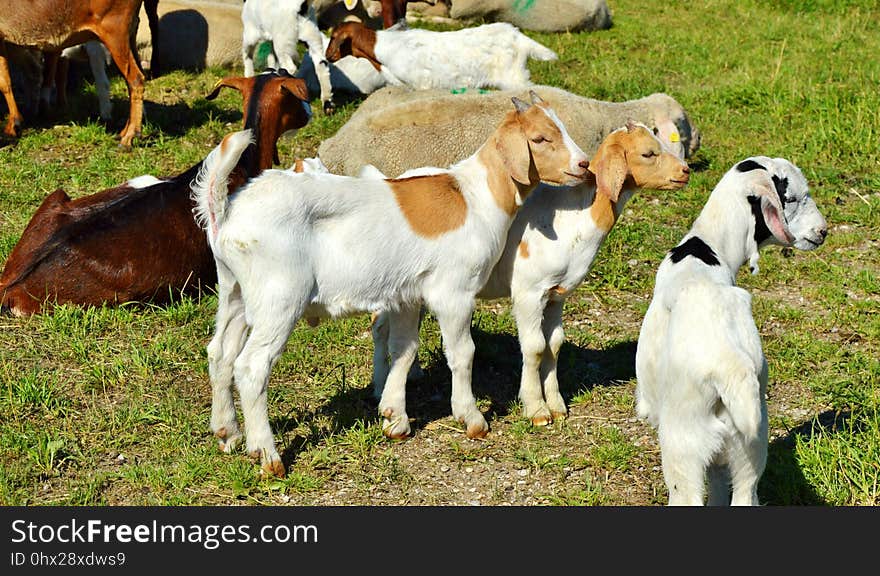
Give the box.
[1,0,878,506]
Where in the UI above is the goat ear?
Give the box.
[496,111,532,185]
[279,78,309,101]
[528,90,546,106]
[753,178,795,245]
[206,77,251,100]
[590,142,627,203]
[511,96,531,114]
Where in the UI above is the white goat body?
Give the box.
[191,94,589,476]
[327,21,557,91]
[635,157,828,505]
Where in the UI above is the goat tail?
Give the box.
[717,366,765,443]
[191,129,254,237]
[520,34,558,62]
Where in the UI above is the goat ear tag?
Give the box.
[669,132,680,143]
[344,0,358,10]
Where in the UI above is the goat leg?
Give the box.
[95,24,145,150]
[0,42,24,137]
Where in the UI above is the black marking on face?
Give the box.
[736,159,766,173]
[747,195,772,245]
[669,236,720,266]
[772,174,790,204]
[298,1,308,16]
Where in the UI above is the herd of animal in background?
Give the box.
[0,1,828,505]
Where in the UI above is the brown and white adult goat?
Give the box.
[0,70,312,316]
[0,0,147,148]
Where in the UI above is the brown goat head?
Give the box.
[207,72,311,167]
[326,22,381,71]
[0,70,313,316]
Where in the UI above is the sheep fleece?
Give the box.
[317,85,701,177]
[450,0,612,32]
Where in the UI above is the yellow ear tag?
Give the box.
[344,0,358,10]
[669,132,680,143]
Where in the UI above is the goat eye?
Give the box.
[531,136,547,144]
[642,151,657,158]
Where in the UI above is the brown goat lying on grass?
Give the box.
[0,70,312,316]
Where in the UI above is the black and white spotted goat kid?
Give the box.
[634,157,827,506]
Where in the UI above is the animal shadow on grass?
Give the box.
[759,409,855,505]
[322,323,634,428]
[468,326,638,426]
[24,79,241,142]
[393,327,636,434]
[269,322,638,467]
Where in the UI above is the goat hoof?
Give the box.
[455,409,489,439]
[524,403,553,426]
[217,437,240,453]
[3,121,21,138]
[466,421,489,439]
[550,410,568,422]
[381,408,411,439]
[261,459,286,478]
[323,100,336,115]
[215,427,242,453]
[530,415,553,427]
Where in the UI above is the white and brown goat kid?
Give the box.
[634,157,827,505]
[372,121,691,425]
[324,20,557,91]
[191,92,589,476]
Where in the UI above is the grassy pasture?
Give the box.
[0,0,877,505]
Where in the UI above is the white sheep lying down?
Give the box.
[635,157,828,505]
[317,85,701,177]
[191,93,590,475]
